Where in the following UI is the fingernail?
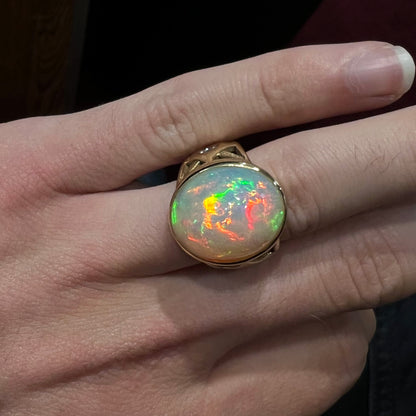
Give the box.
[345,45,415,97]
[394,46,416,93]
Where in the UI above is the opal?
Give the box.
[170,163,285,264]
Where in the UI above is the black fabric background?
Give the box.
[76,2,321,111]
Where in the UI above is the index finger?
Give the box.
[2,42,413,194]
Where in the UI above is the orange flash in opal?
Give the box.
[202,195,218,229]
[187,234,209,248]
[245,197,264,230]
[215,221,244,241]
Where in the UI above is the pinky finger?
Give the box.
[206,310,375,416]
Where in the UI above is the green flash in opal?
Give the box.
[271,210,285,232]
[171,200,178,225]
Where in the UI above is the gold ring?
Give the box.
[169,142,286,268]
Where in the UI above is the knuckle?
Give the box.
[256,64,287,120]
[268,144,324,238]
[348,229,405,307]
[369,106,416,185]
[139,75,203,161]
[0,121,60,256]
[323,225,406,311]
[0,119,57,211]
[256,58,301,122]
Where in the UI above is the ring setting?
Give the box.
[169,142,286,268]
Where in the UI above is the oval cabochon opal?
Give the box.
[170,163,285,264]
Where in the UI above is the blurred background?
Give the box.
[1,0,415,123]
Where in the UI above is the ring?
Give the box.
[169,142,286,268]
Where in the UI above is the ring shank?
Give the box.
[177,142,250,187]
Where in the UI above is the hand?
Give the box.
[1,41,415,416]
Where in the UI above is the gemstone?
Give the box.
[170,163,285,264]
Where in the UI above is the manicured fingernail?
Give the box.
[345,45,415,97]
[394,46,416,93]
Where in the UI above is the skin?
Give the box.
[0,41,415,415]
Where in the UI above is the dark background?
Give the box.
[1,1,415,415]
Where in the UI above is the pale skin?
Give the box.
[1,41,416,415]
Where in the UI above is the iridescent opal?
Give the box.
[170,163,285,264]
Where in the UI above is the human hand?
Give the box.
[1,41,415,416]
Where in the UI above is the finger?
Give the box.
[63,201,408,352]
[0,269,373,416]
[168,201,415,338]
[20,201,413,360]
[5,207,403,397]
[207,310,375,416]
[3,42,413,194]
[275,200,416,315]
[63,105,416,276]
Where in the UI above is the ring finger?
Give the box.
[56,105,416,276]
